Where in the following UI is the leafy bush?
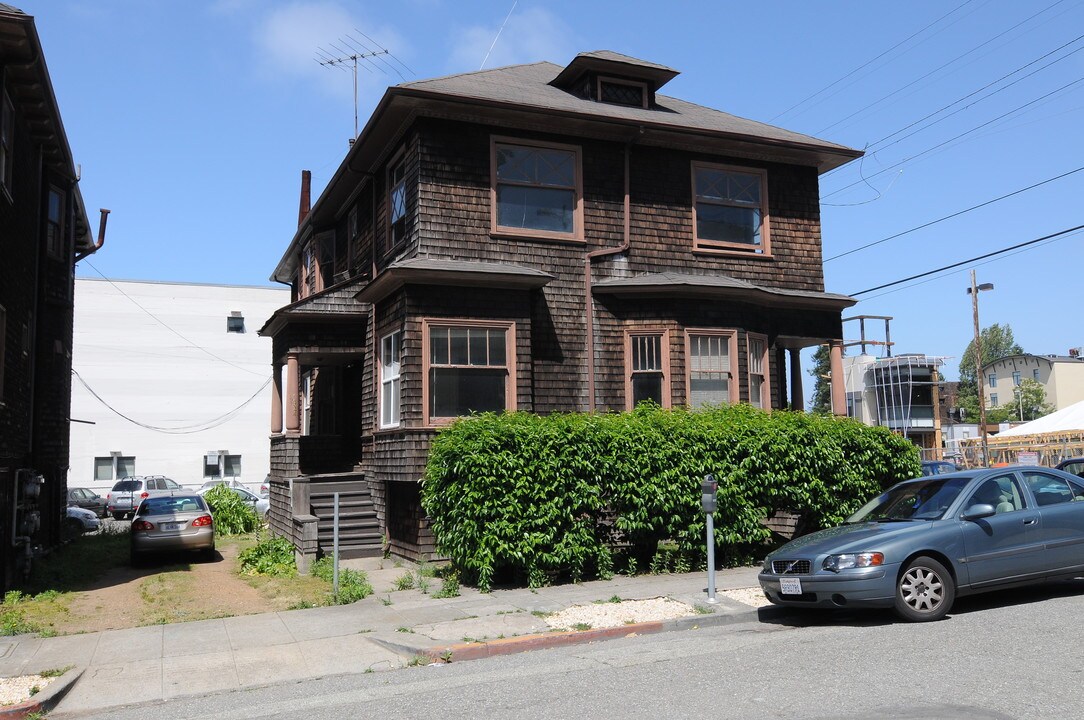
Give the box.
[422,404,920,591]
[202,485,260,536]
[238,534,297,577]
[310,557,373,604]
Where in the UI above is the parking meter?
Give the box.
[701,474,718,513]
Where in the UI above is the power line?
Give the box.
[825,165,1084,261]
[815,1,1075,137]
[769,0,977,122]
[849,224,1084,296]
[82,262,268,377]
[72,369,272,435]
[481,1,518,71]
[823,76,1084,199]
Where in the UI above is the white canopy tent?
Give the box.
[996,399,1084,437]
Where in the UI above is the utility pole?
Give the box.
[968,270,994,467]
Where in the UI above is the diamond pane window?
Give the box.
[600,80,645,107]
[693,164,768,253]
[388,158,407,249]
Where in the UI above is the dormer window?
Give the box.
[598,77,647,108]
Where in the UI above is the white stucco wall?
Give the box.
[69,278,289,494]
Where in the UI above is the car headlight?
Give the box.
[823,552,884,573]
[762,557,772,573]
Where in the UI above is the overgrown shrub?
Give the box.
[311,557,373,604]
[422,404,920,591]
[238,534,297,577]
[202,485,260,536]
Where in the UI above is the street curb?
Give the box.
[374,604,765,664]
[0,667,83,719]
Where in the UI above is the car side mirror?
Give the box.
[962,503,996,521]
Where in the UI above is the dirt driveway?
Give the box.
[21,531,332,636]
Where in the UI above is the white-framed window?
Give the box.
[301,371,312,435]
[692,162,769,254]
[424,320,515,424]
[46,184,65,260]
[747,333,770,410]
[203,452,241,479]
[988,374,997,388]
[991,393,999,406]
[625,330,670,410]
[387,155,407,251]
[226,312,245,333]
[1012,371,1021,386]
[492,137,582,240]
[0,87,12,196]
[686,330,737,408]
[1033,368,1040,381]
[380,330,402,428]
[95,455,135,481]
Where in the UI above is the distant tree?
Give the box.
[1010,378,1055,422]
[808,345,832,414]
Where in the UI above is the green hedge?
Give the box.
[421,404,920,591]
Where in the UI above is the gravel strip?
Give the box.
[0,674,57,706]
[543,597,695,630]
[720,586,772,608]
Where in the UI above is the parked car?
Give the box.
[759,466,1084,622]
[259,474,270,499]
[130,494,215,564]
[67,487,107,518]
[106,476,185,520]
[196,485,269,518]
[919,460,957,476]
[65,505,101,535]
[199,478,246,491]
[1055,457,1084,477]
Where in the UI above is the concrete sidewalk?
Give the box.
[0,563,765,717]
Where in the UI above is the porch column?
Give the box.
[271,362,283,434]
[829,340,847,416]
[788,348,804,411]
[285,353,300,435]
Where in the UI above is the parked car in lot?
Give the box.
[67,487,107,517]
[759,466,1084,622]
[919,460,957,476]
[1055,457,1084,477]
[130,494,215,564]
[106,476,185,520]
[196,485,269,518]
[65,505,101,535]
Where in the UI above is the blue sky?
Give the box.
[22,0,1084,383]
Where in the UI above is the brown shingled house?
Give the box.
[261,51,860,563]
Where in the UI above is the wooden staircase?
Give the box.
[308,473,383,558]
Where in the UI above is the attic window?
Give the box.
[226,312,245,333]
[598,77,647,108]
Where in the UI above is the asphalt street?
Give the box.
[56,579,1084,720]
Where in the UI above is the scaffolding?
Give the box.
[958,431,1084,468]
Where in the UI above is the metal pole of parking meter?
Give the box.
[333,492,340,600]
[704,474,718,604]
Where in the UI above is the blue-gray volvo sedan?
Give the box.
[758,466,1084,621]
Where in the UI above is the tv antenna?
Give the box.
[316,32,413,141]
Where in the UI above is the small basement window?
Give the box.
[227,312,245,333]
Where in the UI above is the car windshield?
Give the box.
[112,480,141,492]
[137,496,206,516]
[847,476,973,523]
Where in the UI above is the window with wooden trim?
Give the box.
[380,330,402,429]
[0,87,12,196]
[692,163,769,254]
[46,185,65,260]
[492,138,581,239]
[626,330,670,409]
[686,331,737,408]
[425,320,514,422]
[747,333,770,409]
[387,155,407,251]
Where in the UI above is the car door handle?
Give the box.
[1023,517,1038,525]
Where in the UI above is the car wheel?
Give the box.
[202,546,216,561]
[894,556,955,622]
[112,512,126,521]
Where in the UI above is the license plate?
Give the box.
[779,577,803,595]
[161,522,183,532]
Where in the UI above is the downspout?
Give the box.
[74,209,110,262]
[585,135,636,411]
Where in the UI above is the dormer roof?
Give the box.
[549,50,680,93]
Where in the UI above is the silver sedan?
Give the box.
[130,494,215,564]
